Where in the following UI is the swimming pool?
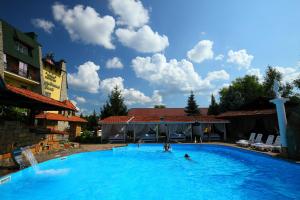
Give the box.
[1,144,300,200]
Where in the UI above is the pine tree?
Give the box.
[208,94,220,115]
[100,86,128,119]
[85,110,99,131]
[184,91,200,116]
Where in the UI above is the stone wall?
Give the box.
[0,121,70,167]
[0,121,44,154]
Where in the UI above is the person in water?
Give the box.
[184,153,191,160]
[163,143,171,151]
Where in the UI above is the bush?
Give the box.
[74,130,102,144]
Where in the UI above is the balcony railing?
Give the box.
[4,64,40,83]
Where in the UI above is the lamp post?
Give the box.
[269,80,289,154]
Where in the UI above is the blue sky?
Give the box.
[1,0,300,114]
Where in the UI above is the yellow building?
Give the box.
[37,54,86,140]
[41,54,67,101]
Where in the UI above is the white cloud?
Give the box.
[215,54,224,61]
[206,70,230,81]
[247,68,263,82]
[123,89,162,106]
[75,96,86,103]
[31,18,55,33]
[274,66,300,83]
[187,40,214,63]
[100,77,124,92]
[131,53,229,94]
[227,49,254,69]
[116,25,169,53]
[100,77,162,106]
[52,3,115,49]
[68,61,100,93]
[79,108,91,115]
[109,0,149,28]
[106,57,124,69]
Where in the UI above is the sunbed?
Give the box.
[169,131,186,142]
[236,132,256,147]
[139,133,156,142]
[269,136,281,152]
[251,135,274,151]
[205,133,221,141]
[109,134,126,143]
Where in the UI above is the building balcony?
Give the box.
[4,64,40,85]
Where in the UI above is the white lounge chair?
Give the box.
[236,133,256,147]
[139,133,157,142]
[169,131,186,142]
[109,134,126,143]
[269,136,281,152]
[251,135,274,151]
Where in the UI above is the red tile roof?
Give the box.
[128,108,208,116]
[62,100,78,111]
[217,109,276,118]
[68,115,88,123]
[6,84,77,111]
[35,113,87,123]
[100,115,229,124]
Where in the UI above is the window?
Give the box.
[3,53,7,63]
[15,41,29,55]
[19,61,28,77]
[45,92,51,97]
[3,53,7,69]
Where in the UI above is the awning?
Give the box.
[0,78,76,111]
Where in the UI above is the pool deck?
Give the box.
[0,142,298,177]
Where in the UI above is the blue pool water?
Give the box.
[1,144,300,200]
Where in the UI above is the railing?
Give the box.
[4,65,40,82]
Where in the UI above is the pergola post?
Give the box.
[156,124,159,142]
[190,124,193,142]
[123,124,126,143]
[133,124,136,143]
[167,124,169,142]
[223,123,227,141]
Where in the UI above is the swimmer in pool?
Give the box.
[163,143,171,152]
[184,153,191,160]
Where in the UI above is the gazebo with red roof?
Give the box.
[99,112,229,143]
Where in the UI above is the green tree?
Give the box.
[86,110,99,131]
[154,105,166,108]
[263,66,282,98]
[219,87,245,111]
[100,86,128,119]
[281,82,294,98]
[294,77,300,89]
[208,94,220,115]
[218,75,263,111]
[184,91,200,116]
